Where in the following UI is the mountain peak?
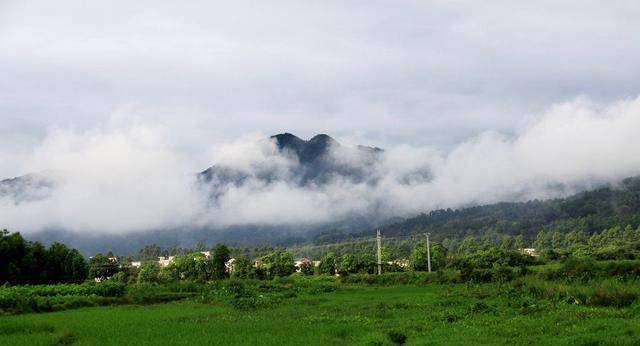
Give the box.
[200,132,383,186]
[309,134,337,145]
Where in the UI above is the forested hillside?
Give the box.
[366,176,640,242]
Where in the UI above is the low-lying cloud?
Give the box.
[2,96,640,234]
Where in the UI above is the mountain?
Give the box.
[199,133,383,187]
[0,133,386,254]
[0,173,54,203]
[3,133,640,255]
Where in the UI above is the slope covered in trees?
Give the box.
[358,176,640,243]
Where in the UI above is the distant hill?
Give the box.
[339,176,640,243]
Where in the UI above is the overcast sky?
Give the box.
[2,1,639,178]
[2,1,640,234]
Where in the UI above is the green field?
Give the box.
[2,282,640,345]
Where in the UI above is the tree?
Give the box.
[534,230,548,252]
[481,227,500,247]
[89,253,119,281]
[442,238,459,254]
[45,242,72,283]
[0,230,27,283]
[514,234,527,250]
[500,235,514,250]
[212,244,231,280]
[138,262,160,283]
[231,257,254,279]
[19,241,46,284]
[259,250,296,279]
[319,252,338,275]
[412,241,447,271]
[0,230,87,284]
[458,236,478,255]
[339,253,358,274]
[564,231,587,247]
[551,231,565,249]
[65,249,88,283]
[164,254,204,281]
[138,244,162,260]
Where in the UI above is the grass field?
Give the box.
[2,282,640,345]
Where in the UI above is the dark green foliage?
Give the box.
[231,257,255,279]
[319,252,338,275]
[540,259,640,282]
[0,281,192,314]
[338,252,377,275]
[137,263,161,283]
[365,177,640,244]
[158,252,221,282]
[450,247,536,270]
[411,241,447,271]
[212,244,231,280]
[88,253,119,281]
[518,276,640,308]
[137,244,163,260]
[387,330,407,345]
[57,331,78,345]
[258,250,296,279]
[0,230,88,285]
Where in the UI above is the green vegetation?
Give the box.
[2,178,640,346]
[0,230,87,285]
[2,273,640,345]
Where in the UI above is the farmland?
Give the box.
[2,272,640,345]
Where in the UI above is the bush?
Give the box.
[517,276,640,308]
[387,330,407,345]
[540,259,640,281]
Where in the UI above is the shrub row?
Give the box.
[516,277,640,308]
[0,282,191,315]
[539,259,640,281]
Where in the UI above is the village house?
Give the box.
[294,258,314,272]
[387,259,410,268]
[157,255,175,267]
[156,251,212,267]
[225,258,235,272]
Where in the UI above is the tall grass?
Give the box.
[516,276,640,307]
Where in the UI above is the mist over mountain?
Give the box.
[199,133,384,189]
[2,95,640,255]
[0,173,54,204]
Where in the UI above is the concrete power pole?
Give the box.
[426,233,432,273]
[376,229,382,275]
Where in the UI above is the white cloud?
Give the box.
[3,96,640,234]
[1,2,640,235]
[2,1,640,179]
[2,96,640,234]
[0,121,205,233]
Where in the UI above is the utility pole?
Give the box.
[376,229,382,275]
[426,233,432,273]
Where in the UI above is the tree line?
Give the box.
[3,221,640,286]
[0,229,87,285]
